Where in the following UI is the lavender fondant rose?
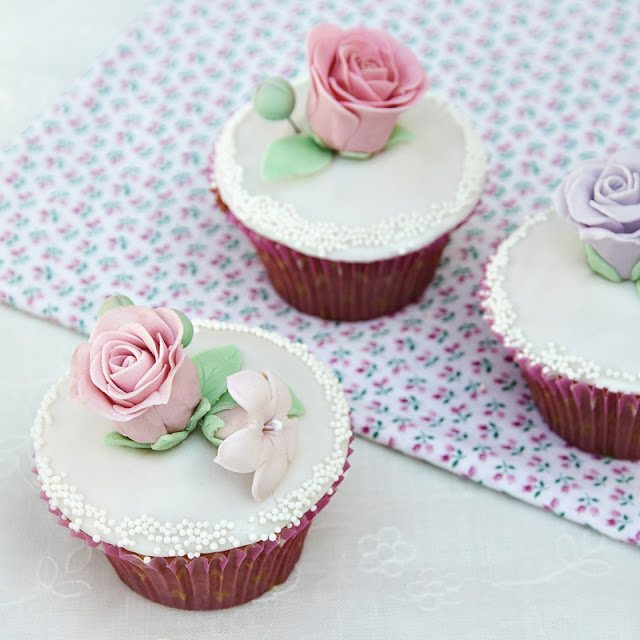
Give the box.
[554,148,640,279]
[69,305,201,444]
[306,24,428,154]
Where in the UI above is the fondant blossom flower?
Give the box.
[69,305,201,444]
[554,148,640,279]
[214,370,298,502]
[306,23,428,154]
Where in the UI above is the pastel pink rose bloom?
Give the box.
[214,370,298,502]
[306,23,428,154]
[69,305,201,444]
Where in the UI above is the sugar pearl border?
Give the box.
[31,320,351,557]
[481,209,640,390]
[212,84,488,258]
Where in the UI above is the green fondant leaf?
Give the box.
[288,386,306,418]
[151,429,192,451]
[103,432,152,449]
[261,135,333,181]
[631,260,640,282]
[201,413,226,447]
[338,150,371,160]
[210,390,239,414]
[384,124,416,149]
[584,243,622,282]
[186,397,212,431]
[173,308,194,348]
[191,345,242,406]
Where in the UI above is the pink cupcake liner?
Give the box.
[213,190,449,321]
[480,280,640,460]
[35,435,354,609]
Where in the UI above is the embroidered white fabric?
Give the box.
[1,1,640,639]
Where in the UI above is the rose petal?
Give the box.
[214,423,264,473]
[590,201,640,232]
[90,306,179,348]
[151,356,201,431]
[566,173,624,230]
[594,167,640,206]
[307,23,343,77]
[609,149,640,174]
[109,349,155,393]
[115,407,168,444]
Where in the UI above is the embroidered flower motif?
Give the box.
[69,305,201,444]
[306,23,427,154]
[214,370,298,501]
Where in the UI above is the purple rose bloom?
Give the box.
[553,148,640,279]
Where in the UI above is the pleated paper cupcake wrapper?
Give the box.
[480,283,640,460]
[213,190,449,322]
[35,436,353,610]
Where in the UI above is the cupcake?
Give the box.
[31,296,352,609]
[481,149,640,459]
[211,24,487,321]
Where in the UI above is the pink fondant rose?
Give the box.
[214,370,298,502]
[306,24,428,154]
[554,149,640,279]
[69,305,201,444]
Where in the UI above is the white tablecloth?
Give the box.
[2,2,640,639]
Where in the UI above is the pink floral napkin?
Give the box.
[3,0,640,545]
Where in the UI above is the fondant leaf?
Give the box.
[103,432,152,449]
[191,345,242,406]
[261,135,333,181]
[151,429,191,451]
[384,124,416,149]
[173,308,194,348]
[631,260,640,282]
[584,243,622,282]
[210,390,239,414]
[201,413,225,447]
[288,387,306,418]
[186,397,212,431]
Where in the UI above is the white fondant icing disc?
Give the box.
[214,81,487,261]
[32,322,351,556]
[484,211,640,394]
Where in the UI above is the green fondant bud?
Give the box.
[252,77,296,121]
[98,294,134,317]
[173,308,194,348]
